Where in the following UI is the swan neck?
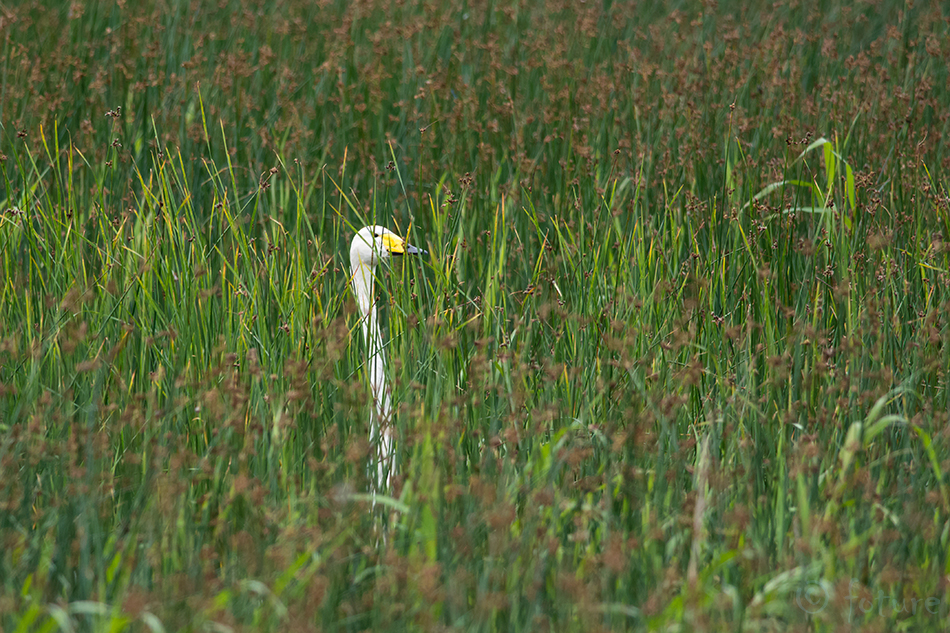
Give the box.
[350,258,389,416]
[351,260,376,327]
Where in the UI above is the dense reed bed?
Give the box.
[2,0,949,630]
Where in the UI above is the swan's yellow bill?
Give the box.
[382,232,425,255]
[382,233,406,254]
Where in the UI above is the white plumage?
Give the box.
[349,225,424,490]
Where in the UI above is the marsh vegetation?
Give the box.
[1,0,949,630]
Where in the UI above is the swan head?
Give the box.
[349,225,424,269]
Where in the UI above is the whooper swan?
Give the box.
[349,225,424,491]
